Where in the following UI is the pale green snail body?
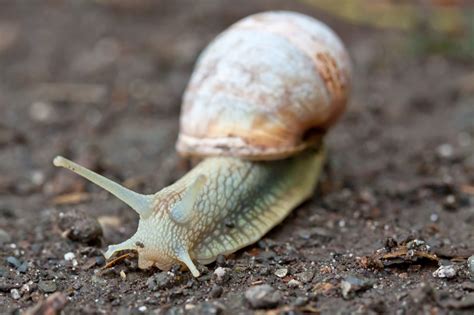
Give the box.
[53,11,351,277]
[54,147,324,277]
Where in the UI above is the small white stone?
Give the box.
[430,213,439,222]
[467,256,474,274]
[184,304,195,310]
[436,144,453,158]
[64,252,75,261]
[274,268,288,278]
[20,282,31,294]
[433,265,456,278]
[214,267,227,281]
[31,170,45,185]
[10,288,21,300]
[29,101,54,122]
[138,306,147,312]
[287,279,301,288]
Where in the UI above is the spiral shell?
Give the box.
[177,11,351,160]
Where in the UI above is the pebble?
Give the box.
[258,266,270,276]
[445,293,474,309]
[10,288,21,300]
[468,256,474,277]
[209,284,223,298]
[461,281,474,291]
[95,256,106,266]
[120,270,127,280]
[216,255,226,267]
[0,228,11,245]
[38,280,57,293]
[146,272,174,291]
[288,279,301,288]
[6,256,22,268]
[20,282,32,294]
[29,101,54,122]
[17,262,28,273]
[188,302,225,315]
[437,143,453,159]
[91,275,107,285]
[433,265,456,278]
[340,276,373,299]
[293,296,308,307]
[245,284,281,309]
[6,256,28,273]
[256,250,276,262]
[444,195,458,210]
[58,209,103,244]
[213,267,229,283]
[64,252,75,261]
[406,239,429,250]
[296,271,314,283]
[274,268,288,278]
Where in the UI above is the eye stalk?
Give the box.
[53,156,155,218]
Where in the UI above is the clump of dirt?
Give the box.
[1,0,473,314]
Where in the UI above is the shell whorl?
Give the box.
[177,11,351,160]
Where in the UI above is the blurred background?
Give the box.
[0,0,472,196]
[0,0,473,313]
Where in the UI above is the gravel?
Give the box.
[213,267,229,283]
[244,284,281,309]
[468,256,474,277]
[38,280,57,293]
[58,209,103,244]
[5,256,28,273]
[146,272,175,291]
[209,285,223,298]
[1,0,473,313]
[274,268,288,278]
[64,252,75,261]
[433,265,456,278]
[6,256,22,268]
[10,289,21,300]
[295,271,314,283]
[340,276,373,299]
[287,279,301,288]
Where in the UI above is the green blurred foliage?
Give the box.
[301,0,474,60]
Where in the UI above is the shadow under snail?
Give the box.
[53,11,351,277]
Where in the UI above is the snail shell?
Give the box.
[177,11,351,160]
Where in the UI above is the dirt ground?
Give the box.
[1,1,474,314]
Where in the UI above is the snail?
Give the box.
[53,11,351,277]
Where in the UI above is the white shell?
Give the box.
[177,11,351,160]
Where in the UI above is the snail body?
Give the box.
[53,11,351,277]
[54,148,324,276]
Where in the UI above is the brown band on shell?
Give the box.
[176,133,323,161]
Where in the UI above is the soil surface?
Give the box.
[1,1,474,314]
